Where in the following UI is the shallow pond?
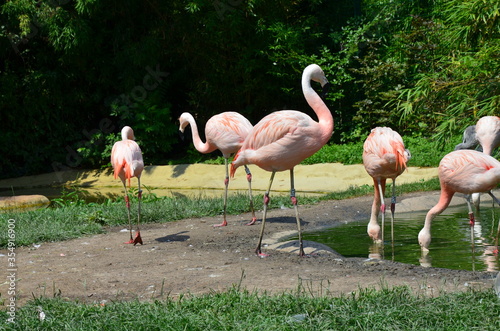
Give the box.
[300,204,500,272]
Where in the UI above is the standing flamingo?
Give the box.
[362,127,410,243]
[111,126,144,245]
[230,64,332,257]
[179,112,257,227]
[418,150,500,252]
[455,116,500,208]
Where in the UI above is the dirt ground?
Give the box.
[2,191,498,307]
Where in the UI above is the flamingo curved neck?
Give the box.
[302,71,333,143]
[184,114,215,154]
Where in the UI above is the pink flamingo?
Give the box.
[456,116,500,208]
[418,150,500,252]
[111,126,145,245]
[362,127,410,243]
[230,64,332,257]
[179,112,257,227]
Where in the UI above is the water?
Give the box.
[300,205,500,272]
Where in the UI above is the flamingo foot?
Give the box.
[133,231,143,246]
[255,248,269,257]
[124,239,134,244]
[213,220,228,227]
[245,217,257,226]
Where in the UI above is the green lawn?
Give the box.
[2,286,499,330]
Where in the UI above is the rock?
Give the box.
[0,195,50,211]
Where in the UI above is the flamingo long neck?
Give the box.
[422,187,454,232]
[302,73,334,144]
[185,115,214,154]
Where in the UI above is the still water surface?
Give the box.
[300,204,500,272]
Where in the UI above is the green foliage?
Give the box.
[1,0,498,179]
[302,132,459,168]
[303,142,364,165]
[50,187,89,208]
[393,0,500,143]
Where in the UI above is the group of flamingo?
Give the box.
[418,116,500,252]
[110,63,500,258]
[362,116,500,254]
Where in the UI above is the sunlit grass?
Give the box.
[1,286,499,330]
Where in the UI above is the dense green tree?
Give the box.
[0,0,497,179]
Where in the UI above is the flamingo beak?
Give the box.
[178,130,185,141]
[321,82,331,100]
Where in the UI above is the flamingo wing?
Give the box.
[440,150,500,194]
[111,140,143,186]
[232,111,323,173]
[206,112,253,156]
[363,128,408,179]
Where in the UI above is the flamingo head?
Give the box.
[178,112,192,133]
[307,64,329,88]
[418,228,431,252]
[121,126,135,141]
[367,223,381,243]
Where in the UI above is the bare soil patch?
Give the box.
[3,191,497,307]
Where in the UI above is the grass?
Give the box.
[1,286,499,330]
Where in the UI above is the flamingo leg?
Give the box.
[133,177,143,246]
[465,195,475,226]
[488,191,500,254]
[390,179,396,256]
[255,171,276,257]
[122,181,134,244]
[214,157,230,227]
[495,217,500,255]
[244,165,257,226]
[290,168,305,256]
[465,195,475,252]
[488,191,500,206]
[377,179,386,243]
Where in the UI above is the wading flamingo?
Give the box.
[179,112,257,227]
[230,64,332,257]
[111,126,144,245]
[455,116,500,208]
[362,127,410,244]
[418,150,500,252]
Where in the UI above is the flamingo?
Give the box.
[111,126,144,245]
[418,150,500,252]
[230,64,332,257]
[362,127,410,243]
[178,112,257,227]
[455,116,500,208]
